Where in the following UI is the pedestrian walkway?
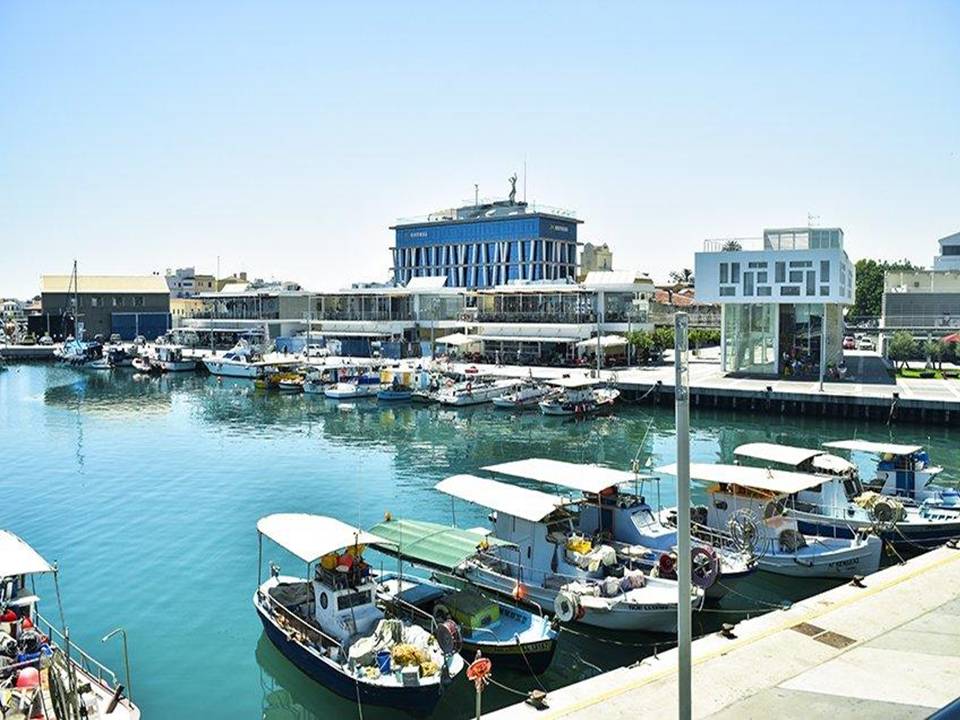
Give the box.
[486,546,960,719]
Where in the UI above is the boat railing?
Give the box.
[257,591,343,651]
[36,614,120,691]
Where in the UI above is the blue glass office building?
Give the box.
[391,201,581,288]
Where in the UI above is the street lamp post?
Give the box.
[674,312,692,720]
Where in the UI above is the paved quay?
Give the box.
[486,545,960,719]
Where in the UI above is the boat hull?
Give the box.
[254,600,447,716]
[203,359,261,378]
[756,535,881,579]
[378,390,413,401]
[795,516,960,552]
[157,360,197,372]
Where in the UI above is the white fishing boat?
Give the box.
[539,377,620,416]
[656,463,882,579]
[435,377,520,406]
[434,475,698,632]
[735,442,960,551]
[253,515,464,714]
[823,439,958,509]
[0,529,140,720]
[491,378,553,409]
[483,458,757,601]
[202,340,262,378]
[154,345,196,372]
[324,371,383,399]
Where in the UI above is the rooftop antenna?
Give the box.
[474,184,479,207]
[807,213,820,227]
[523,158,527,203]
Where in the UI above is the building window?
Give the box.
[743,272,754,296]
[775,262,785,283]
[731,263,741,283]
[748,261,768,269]
[820,285,830,296]
[113,296,124,307]
[757,271,768,284]
[806,271,816,296]
[789,270,804,283]
[780,286,800,296]
[757,286,772,296]
[820,260,830,282]
[789,260,813,268]
[90,296,101,308]
[719,263,729,284]
[719,287,736,297]
[134,296,144,307]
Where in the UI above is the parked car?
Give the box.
[39,335,54,346]
[857,337,876,351]
[109,333,122,344]
[843,335,856,350]
[21,334,36,346]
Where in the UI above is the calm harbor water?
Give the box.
[1,364,957,719]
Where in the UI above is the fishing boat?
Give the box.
[57,339,107,369]
[367,516,559,673]
[324,372,383,399]
[823,440,959,509]
[483,458,757,601]
[433,475,698,632]
[202,340,263,379]
[656,463,883,579]
[154,345,196,372]
[435,377,519,407]
[0,529,140,719]
[104,345,136,368]
[276,371,306,393]
[491,378,554,410]
[377,367,422,402]
[734,442,960,551]
[253,515,464,714]
[538,378,619,416]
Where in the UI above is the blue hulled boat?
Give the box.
[254,514,464,715]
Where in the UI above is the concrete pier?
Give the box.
[487,545,960,719]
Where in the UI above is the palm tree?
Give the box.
[669,268,694,287]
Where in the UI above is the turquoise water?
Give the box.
[1,365,957,719]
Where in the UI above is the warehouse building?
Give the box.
[37,275,171,340]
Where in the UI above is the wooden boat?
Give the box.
[254,515,464,714]
[0,530,140,720]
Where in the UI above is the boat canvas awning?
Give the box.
[823,440,924,457]
[367,518,510,571]
[545,376,600,388]
[483,458,654,495]
[257,514,390,564]
[0,531,54,577]
[434,333,480,347]
[435,475,565,522]
[733,443,824,468]
[656,463,827,495]
[322,331,395,338]
[575,335,628,349]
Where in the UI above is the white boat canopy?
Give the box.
[823,440,924,456]
[574,335,628,349]
[483,458,654,495]
[734,443,825,468]
[545,376,600,388]
[434,475,565,523]
[656,463,827,495]
[257,514,389,564]
[0,530,54,577]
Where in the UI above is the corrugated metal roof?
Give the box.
[41,275,170,294]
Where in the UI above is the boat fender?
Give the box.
[554,591,580,623]
[436,619,462,656]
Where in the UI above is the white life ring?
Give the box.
[554,591,580,623]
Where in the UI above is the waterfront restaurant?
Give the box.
[694,227,854,378]
[177,271,654,361]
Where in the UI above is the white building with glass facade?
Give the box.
[695,227,854,377]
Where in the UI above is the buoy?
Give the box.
[16,667,40,688]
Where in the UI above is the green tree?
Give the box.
[888,331,916,370]
[721,240,742,251]
[924,339,946,371]
[852,258,920,318]
[626,329,653,364]
[669,268,695,287]
[651,326,675,363]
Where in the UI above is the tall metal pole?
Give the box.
[674,312,692,720]
[819,302,826,391]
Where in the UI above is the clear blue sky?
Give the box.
[1,1,958,298]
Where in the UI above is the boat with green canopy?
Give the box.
[368,518,559,674]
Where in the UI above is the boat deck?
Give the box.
[486,544,960,719]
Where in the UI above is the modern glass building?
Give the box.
[695,227,854,377]
[391,199,581,288]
